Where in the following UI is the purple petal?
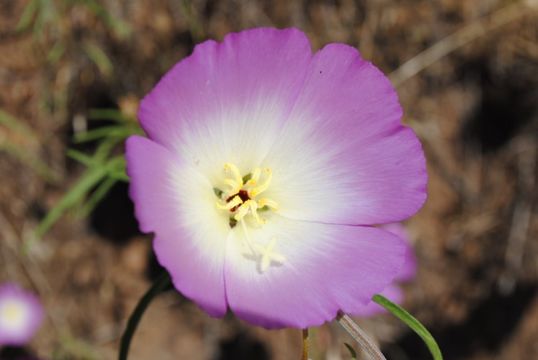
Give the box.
[264,43,427,225]
[380,223,417,282]
[0,283,43,346]
[224,218,405,328]
[353,284,403,318]
[138,28,312,179]
[125,136,228,316]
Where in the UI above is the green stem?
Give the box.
[118,272,171,360]
[372,294,443,360]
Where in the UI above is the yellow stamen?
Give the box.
[234,200,254,221]
[215,162,283,271]
[246,167,261,186]
[249,168,272,197]
[258,198,279,211]
[216,195,242,210]
[224,163,243,187]
[223,179,241,195]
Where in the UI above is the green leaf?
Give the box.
[0,109,59,183]
[105,156,129,182]
[36,165,108,236]
[0,109,35,136]
[67,149,95,167]
[88,108,133,123]
[344,343,357,359]
[16,0,39,32]
[73,124,141,143]
[79,176,117,217]
[372,294,443,360]
[83,42,113,77]
[94,137,121,162]
[47,41,66,64]
[119,272,171,360]
[81,0,132,39]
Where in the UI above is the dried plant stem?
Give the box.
[336,311,386,360]
[301,328,309,360]
[389,1,536,87]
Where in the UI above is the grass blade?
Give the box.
[36,165,107,236]
[88,108,133,123]
[0,109,35,135]
[73,124,140,143]
[67,149,95,167]
[372,294,443,360]
[16,0,39,32]
[83,42,113,77]
[79,176,117,217]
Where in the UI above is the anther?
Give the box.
[234,200,254,221]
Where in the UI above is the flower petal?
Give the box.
[0,283,43,346]
[263,43,427,225]
[397,243,417,282]
[223,217,405,328]
[138,28,312,182]
[353,284,403,318]
[381,223,417,282]
[126,136,229,316]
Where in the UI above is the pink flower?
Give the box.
[126,28,427,328]
[0,283,43,346]
[354,223,417,317]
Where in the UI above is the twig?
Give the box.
[336,311,386,360]
[301,328,309,360]
[389,1,537,87]
[499,142,535,293]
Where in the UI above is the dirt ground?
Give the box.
[1,0,537,359]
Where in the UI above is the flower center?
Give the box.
[0,301,26,328]
[214,162,285,272]
[215,163,279,227]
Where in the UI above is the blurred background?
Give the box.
[0,0,537,359]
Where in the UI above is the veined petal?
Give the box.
[224,216,405,328]
[354,224,417,317]
[382,223,417,282]
[263,44,427,225]
[138,28,312,184]
[353,284,403,318]
[126,136,229,316]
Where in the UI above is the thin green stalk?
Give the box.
[118,272,171,360]
[373,294,443,360]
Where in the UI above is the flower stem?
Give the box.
[118,272,171,360]
[336,311,386,360]
[301,328,309,360]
